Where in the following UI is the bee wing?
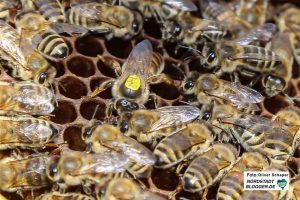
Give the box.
[235,23,277,45]
[207,81,264,110]
[119,40,153,89]
[0,21,28,67]
[106,136,156,165]
[148,106,200,132]
[139,191,167,200]
[50,22,93,35]
[229,52,282,62]
[286,22,300,39]
[163,0,197,11]
[190,19,228,32]
[22,122,53,142]
[221,115,293,143]
[14,83,55,114]
[71,3,124,28]
[73,151,129,175]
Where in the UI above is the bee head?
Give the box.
[262,74,285,97]
[162,20,182,42]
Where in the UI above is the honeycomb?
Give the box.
[0,0,300,199]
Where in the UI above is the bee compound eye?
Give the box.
[184,80,195,90]
[132,20,140,33]
[207,49,216,63]
[39,72,48,84]
[202,113,211,120]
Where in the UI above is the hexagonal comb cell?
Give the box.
[75,36,103,57]
[67,56,96,77]
[51,101,77,124]
[64,125,87,151]
[58,76,88,99]
[90,77,113,99]
[2,1,300,199]
[105,38,133,58]
[80,100,107,120]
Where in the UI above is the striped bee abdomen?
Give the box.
[33,30,69,61]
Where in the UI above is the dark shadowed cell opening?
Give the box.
[64,126,87,151]
[151,83,180,100]
[80,100,106,120]
[58,76,87,99]
[75,36,103,57]
[144,19,162,39]
[90,78,113,99]
[50,61,65,78]
[151,168,179,191]
[264,96,289,114]
[67,57,96,77]
[97,58,118,78]
[106,38,132,58]
[51,101,77,124]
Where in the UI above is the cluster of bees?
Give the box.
[0,0,300,199]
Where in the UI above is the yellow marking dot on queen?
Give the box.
[125,75,141,90]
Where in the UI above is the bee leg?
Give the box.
[249,74,262,87]
[16,190,24,198]
[230,72,240,83]
[83,182,92,195]
[137,133,151,143]
[83,79,115,99]
[176,162,188,176]
[168,185,182,199]
[98,56,122,77]
[214,68,224,77]
[52,182,68,193]
[149,93,161,108]
[201,188,209,200]
[148,74,174,85]
[105,101,115,121]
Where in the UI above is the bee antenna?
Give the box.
[177,45,203,57]
[56,79,67,93]
[280,91,295,105]
[178,100,194,106]
[92,104,100,120]
[50,83,58,107]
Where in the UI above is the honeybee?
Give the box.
[120,0,197,23]
[153,122,214,169]
[262,32,293,97]
[0,115,58,150]
[200,0,251,36]
[162,11,232,46]
[276,4,300,66]
[274,106,300,152]
[181,72,264,111]
[82,122,155,178]
[47,148,129,187]
[234,0,268,27]
[0,155,55,192]
[104,178,166,200]
[15,11,69,61]
[29,0,65,23]
[217,151,270,200]
[284,175,300,200]
[65,2,143,40]
[85,40,173,116]
[0,21,56,85]
[119,105,200,144]
[0,81,55,115]
[0,0,21,21]
[182,143,239,193]
[241,164,289,200]
[207,105,300,165]
[37,191,95,200]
